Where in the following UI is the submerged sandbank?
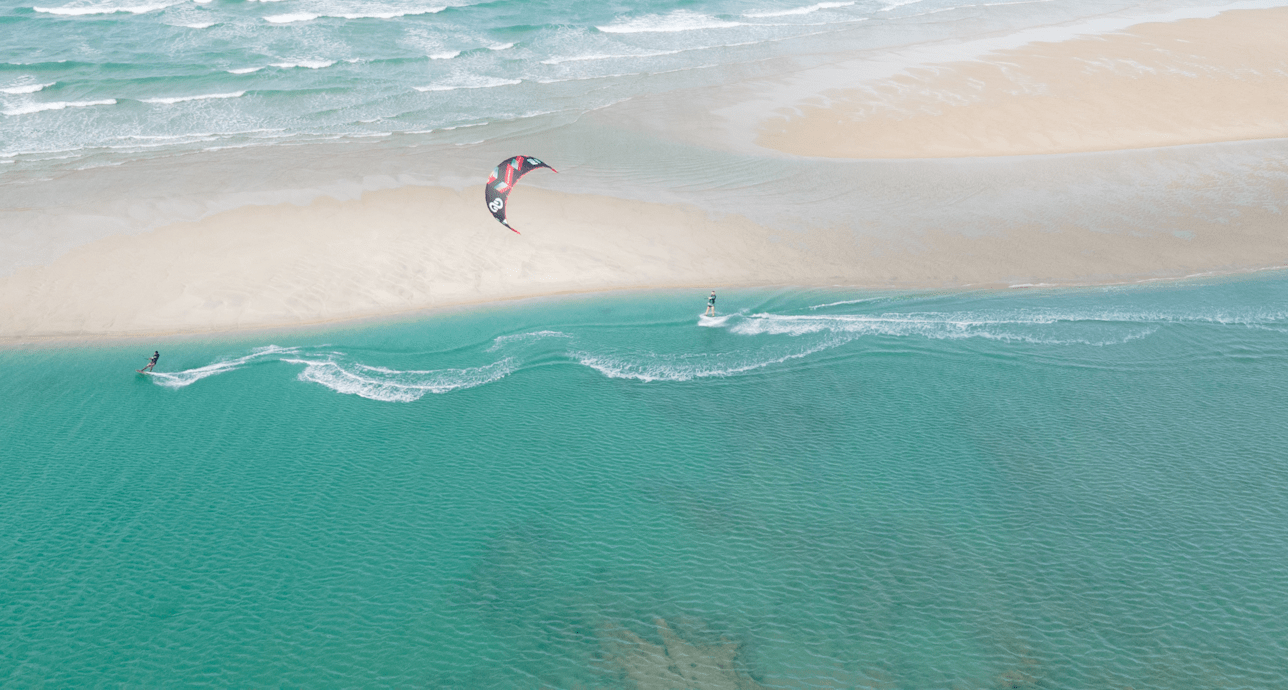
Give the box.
[758,7,1288,158]
[2,179,1286,342]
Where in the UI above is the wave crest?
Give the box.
[1,82,55,95]
[3,98,115,116]
[744,1,854,18]
[141,91,244,104]
[597,11,741,34]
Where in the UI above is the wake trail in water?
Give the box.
[284,357,514,402]
[146,345,298,388]
[141,297,1286,396]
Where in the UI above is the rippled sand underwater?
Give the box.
[3,277,1288,687]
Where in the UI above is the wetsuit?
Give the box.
[707,294,716,307]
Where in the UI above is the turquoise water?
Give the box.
[3,277,1287,687]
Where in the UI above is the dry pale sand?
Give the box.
[759,7,1288,158]
[2,181,1285,341]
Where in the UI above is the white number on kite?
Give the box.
[488,198,504,212]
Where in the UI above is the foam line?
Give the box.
[147,345,298,389]
[486,330,571,352]
[414,77,521,92]
[270,60,335,69]
[264,7,443,23]
[576,339,839,382]
[744,1,854,18]
[807,297,889,310]
[1,82,55,95]
[597,11,741,34]
[3,99,115,116]
[33,2,176,15]
[141,91,244,104]
[284,357,515,402]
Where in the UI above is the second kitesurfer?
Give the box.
[142,351,159,372]
[706,291,716,316]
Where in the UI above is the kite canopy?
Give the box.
[485,155,556,234]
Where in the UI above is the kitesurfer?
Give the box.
[706,291,716,316]
[142,351,159,372]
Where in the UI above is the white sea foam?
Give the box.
[265,7,443,23]
[697,314,732,327]
[597,11,741,34]
[141,90,244,104]
[264,12,318,23]
[807,297,892,310]
[541,49,684,65]
[270,60,335,69]
[428,50,460,60]
[33,2,176,15]
[414,77,521,92]
[1,82,54,95]
[744,1,854,18]
[284,357,515,402]
[147,345,298,389]
[729,311,1168,346]
[178,21,213,28]
[488,43,515,51]
[227,67,263,74]
[486,330,571,352]
[576,339,837,382]
[3,98,115,116]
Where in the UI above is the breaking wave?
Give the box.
[596,11,741,34]
[32,2,177,15]
[269,60,335,69]
[141,91,244,104]
[413,77,521,92]
[744,1,854,18]
[263,7,443,23]
[3,98,116,116]
[1,82,55,95]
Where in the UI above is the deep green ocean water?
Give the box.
[3,277,1287,688]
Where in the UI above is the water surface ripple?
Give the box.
[2,278,1287,687]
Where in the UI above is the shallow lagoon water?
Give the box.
[3,277,1288,687]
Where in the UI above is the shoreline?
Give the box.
[6,264,1288,350]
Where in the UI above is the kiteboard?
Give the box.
[136,369,153,374]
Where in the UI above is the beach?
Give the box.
[2,4,1287,341]
[5,1,1288,686]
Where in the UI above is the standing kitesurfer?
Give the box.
[142,351,159,372]
[706,291,717,316]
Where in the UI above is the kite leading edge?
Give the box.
[485,155,557,234]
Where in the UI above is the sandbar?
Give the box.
[759,7,1288,158]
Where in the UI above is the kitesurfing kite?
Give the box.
[485,155,556,233]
